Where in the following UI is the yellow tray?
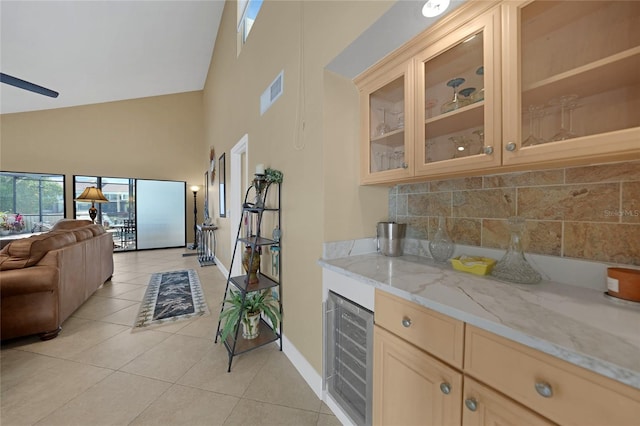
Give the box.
[451,256,497,276]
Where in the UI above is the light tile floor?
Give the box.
[1,248,340,426]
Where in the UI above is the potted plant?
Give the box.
[219,289,281,342]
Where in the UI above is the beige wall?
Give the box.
[203,1,392,373]
[0,92,206,236]
[0,0,395,376]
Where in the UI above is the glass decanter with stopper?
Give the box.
[491,217,542,284]
[428,216,455,262]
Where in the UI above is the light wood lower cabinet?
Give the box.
[373,292,640,426]
[373,326,463,426]
[465,325,640,426]
[462,377,555,426]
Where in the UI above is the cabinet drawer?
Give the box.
[374,289,464,368]
[465,325,640,426]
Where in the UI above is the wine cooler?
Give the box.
[324,291,374,426]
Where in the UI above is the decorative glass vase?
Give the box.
[428,216,455,262]
[491,217,542,284]
[242,246,261,285]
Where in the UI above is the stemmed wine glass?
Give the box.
[441,78,465,114]
[522,105,544,147]
[376,108,391,137]
[550,94,579,141]
[472,66,485,102]
[458,87,476,108]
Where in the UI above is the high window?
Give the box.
[238,0,263,44]
[0,171,65,233]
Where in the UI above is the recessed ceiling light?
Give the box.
[422,0,451,18]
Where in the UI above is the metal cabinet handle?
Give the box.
[439,383,451,395]
[402,162,409,169]
[464,398,478,412]
[535,382,553,398]
[401,317,412,328]
[483,146,494,155]
[505,142,517,152]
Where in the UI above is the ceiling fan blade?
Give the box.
[0,72,59,98]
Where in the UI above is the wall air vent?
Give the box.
[260,70,284,115]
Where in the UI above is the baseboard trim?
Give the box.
[281,333,323,399]
[215,257,229,279]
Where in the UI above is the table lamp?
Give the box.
[75,186,109,223]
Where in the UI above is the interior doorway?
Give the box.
[230,134,248,276]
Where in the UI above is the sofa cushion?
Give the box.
[86,224,106,236]
[51,219,93,230]
[0,231,77,270]
[73,227,94,241]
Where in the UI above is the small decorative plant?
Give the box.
[265,168,283,184]
[0,212,24,232]
[219,289,281,342]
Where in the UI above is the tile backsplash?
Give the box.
[389,161,640,266]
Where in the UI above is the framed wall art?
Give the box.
[204,171,210,221]
[219,153,226,218]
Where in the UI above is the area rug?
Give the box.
[133,269,209,330]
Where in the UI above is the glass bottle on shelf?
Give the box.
[428,216,455,262]
[491,217,541,284]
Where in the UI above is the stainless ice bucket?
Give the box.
[376,222,406,257]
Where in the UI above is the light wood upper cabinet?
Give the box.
[501,0,640,166]
[356,0,640,185]
[373,325,463,426]
[414,7,502,176]
[359,59,415,184]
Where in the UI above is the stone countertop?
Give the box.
[318,253,640,390]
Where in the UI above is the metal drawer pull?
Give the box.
[401,317,412,328]
[439,383,451,395]
[535,382,553,398]
[483,146,494,155]
[505,142,517,152]
[464,398,478,412]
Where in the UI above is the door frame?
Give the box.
[230,134,248,276]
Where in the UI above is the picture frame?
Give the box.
[219,153,226,218]
[204,171,210,221]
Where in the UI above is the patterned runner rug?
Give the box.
[133,269,209,330]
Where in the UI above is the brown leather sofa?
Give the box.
[0,219,114,340]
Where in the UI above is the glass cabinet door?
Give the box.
[414,8,501,176]
[503,0,640,165]
[360,60,413,184]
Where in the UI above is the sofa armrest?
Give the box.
[0,266,59,297]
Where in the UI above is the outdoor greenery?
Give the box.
[0,173,65,228]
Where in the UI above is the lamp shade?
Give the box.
[75,186,109,203]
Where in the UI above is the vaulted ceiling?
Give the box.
[0,1,224,114]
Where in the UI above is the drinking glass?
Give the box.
[376,108,391,137]
[550,95,579,141]
[521,105,544,147]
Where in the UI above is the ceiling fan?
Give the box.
[0,72,59,98]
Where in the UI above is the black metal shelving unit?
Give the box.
[214,180,281,372]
